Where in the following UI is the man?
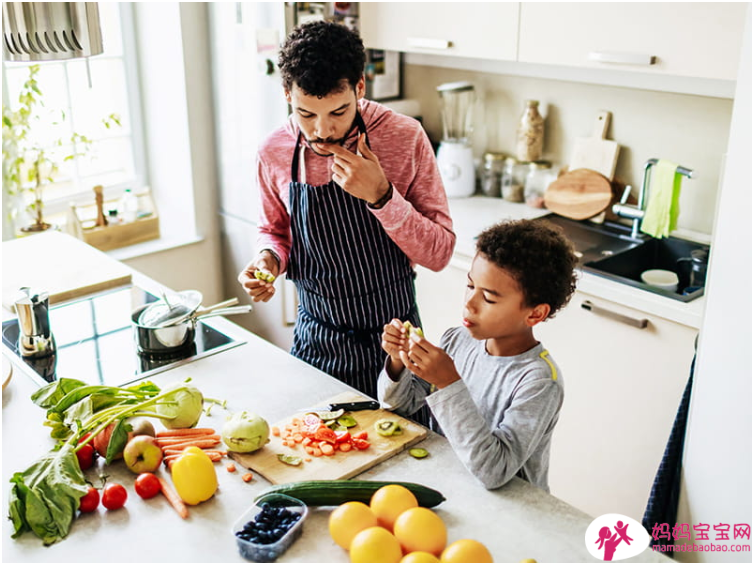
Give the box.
[238,21,455,404]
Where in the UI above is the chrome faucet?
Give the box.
[612,159,694,239]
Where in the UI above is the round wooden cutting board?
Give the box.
[544,168,612,220]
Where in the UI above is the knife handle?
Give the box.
[329,401,380,411]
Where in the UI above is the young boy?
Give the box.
[378,219,578,492]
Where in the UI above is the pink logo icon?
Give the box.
[596,520,634,561]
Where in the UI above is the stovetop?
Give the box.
[2,286,244,388]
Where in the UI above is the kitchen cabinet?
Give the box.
[535,289,698,521]
[518,3,747,81]
[359,3,519,62]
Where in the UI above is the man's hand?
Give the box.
[325,134,390,204]
[381,318,409,379]
[238,250,280,303]
[400,333,461,389]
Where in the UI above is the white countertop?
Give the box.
[2,233,671,563]
[448,196,706,329]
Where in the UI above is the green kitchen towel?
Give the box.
[641,159,682,238]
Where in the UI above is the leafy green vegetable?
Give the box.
[10,377,213,544]
[8,444,89,545]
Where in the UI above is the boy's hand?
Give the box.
[238,251,280,303]
[400,333,461,389]
[381,318,408,378]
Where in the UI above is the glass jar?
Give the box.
[501,157,525,203]
[480,152,507,198]
[524,161,556,208]
[515,100,545,162]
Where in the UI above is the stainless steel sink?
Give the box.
[540,215,710,302]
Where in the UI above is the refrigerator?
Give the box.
[209,3,297,350]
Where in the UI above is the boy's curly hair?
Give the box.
[476,219,578,318]
[278,21,365,97]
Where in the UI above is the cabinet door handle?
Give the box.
[588,51,656,66]
[407,37,452,50]
[581,300,649,329]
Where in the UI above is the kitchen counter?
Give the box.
[448,196,706,329]
[2,233,671,563]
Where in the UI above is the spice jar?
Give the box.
[515,100,545,162]
[480,152,507,198]
[524,161,556,208]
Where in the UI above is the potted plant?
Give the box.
[2,64,120,234]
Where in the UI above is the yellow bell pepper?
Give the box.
[171,446,218,505]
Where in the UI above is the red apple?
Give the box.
[123,435,163,474]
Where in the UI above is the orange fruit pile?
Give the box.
[327,484,495,563]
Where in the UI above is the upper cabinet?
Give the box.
[359,3,519,62]
[517,3,747,81]
[360,3,747,85]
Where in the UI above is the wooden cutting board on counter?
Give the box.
[544,168,613,220]
[229,392,428,484]
[2,231,132,311]
[569,111,620,181]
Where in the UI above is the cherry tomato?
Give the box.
[134,473,161,499]
[76,443,96,471]
[101,483,128,510]
[79,486,100,513]
[351,438,370,450]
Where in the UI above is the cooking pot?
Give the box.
[132,299,252,354]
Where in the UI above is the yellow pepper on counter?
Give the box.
[171,446,218,505]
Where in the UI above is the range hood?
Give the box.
[2,2,103,62]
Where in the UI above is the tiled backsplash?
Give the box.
[403,64,734,236]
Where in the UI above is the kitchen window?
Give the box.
[2,3,146,223]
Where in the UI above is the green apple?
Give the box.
[123,435,163,474]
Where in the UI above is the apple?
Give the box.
[123,435,164,474]
[93,418,156,459]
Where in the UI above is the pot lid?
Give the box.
[137,290,203,328]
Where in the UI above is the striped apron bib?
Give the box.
[286,113,423,405]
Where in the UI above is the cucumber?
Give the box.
[255,480,445,508]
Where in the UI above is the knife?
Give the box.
[301,401,380,412]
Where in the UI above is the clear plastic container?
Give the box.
[232,494,308,562]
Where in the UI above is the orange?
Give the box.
[369,484,419,531]
[401,551,441,563]
[393,507,447,556]
[440,539,494,563]
[328,501,378,550]
[349,526,403,563]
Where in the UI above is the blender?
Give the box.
[436,81,476,198]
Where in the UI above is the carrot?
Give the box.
[157,477,189,519]
[156,438,221,450]
[242,473,253,483]
[156,434,221,446]
[304,457,312,462]
[338,442,352,452]
[156,428,216,438]
[226,462,237,473]
[302,437,313,447]
[311,447,323,457]
[320,443,335,456]
[271,426,280,437]
[164,451,224,463]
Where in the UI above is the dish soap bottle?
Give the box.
[515,100,545,162]
[120,188,138,223]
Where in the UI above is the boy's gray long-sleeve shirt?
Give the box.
[377,327,564,492]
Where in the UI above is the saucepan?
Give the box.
[132,290,252,353]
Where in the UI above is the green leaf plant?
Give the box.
[2,64,121,233]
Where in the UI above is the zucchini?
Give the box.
[255,480,445,508]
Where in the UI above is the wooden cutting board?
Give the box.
[544,169,613,220]
[229,392,428,484]
[569,111,620,181]
[2,231,132,311]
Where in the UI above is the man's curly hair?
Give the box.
[278,21,365,97]
[476,219,578,318]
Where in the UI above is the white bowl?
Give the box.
[640,269,679,292]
